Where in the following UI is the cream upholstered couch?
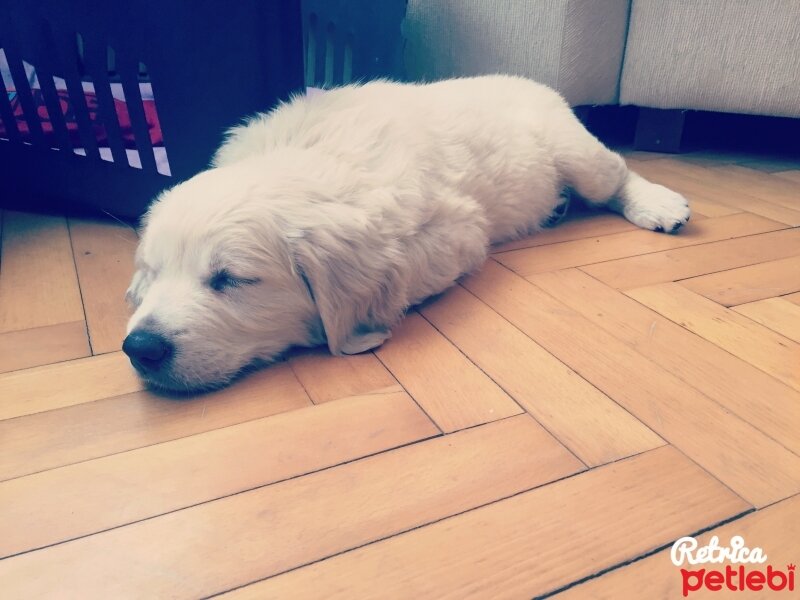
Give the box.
[405,0,800,119]
[404,0,631,107]
[621,0,800,119]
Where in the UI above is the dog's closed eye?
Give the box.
[209,269,260,292]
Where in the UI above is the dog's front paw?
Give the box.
[336,328,392,355]
[624,183,691,234]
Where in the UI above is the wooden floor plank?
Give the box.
[626,162,741,218]
[557,494,800,599]
[710,164,799,211]
[530,268,800,456]
[628,283,800,391]
[734,155,800,173]
[420,285,664,466]
[734,298,800,343]
[494,214,785,277]
[782,291,800,306]
[678,196,742,218]
[68,217,137,354]
[0,390,437,558]
[666,159,800,213]
[680,255,800,306]
[0,320,90,374]
[629,159,800,225]
[0,211,84,333]
[581,228,800,290]
[620,150,673,161]
[0,415,582,597]
[0,363,310,482]
[671,150,764,168]
[375,312,522,432]
[222,447,749,600]
[462,261,800,506]
[288,348,400,403]
[774,169,800,184]
[0,352,142,420]
[491,212,639,253]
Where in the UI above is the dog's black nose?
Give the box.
[122,330,172,372]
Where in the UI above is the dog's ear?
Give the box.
[125,268,152,308]
[288,228,402,355]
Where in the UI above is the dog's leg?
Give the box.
[611,170,691,233]
[554,115,691,233]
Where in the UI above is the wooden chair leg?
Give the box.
[634,107,686,152]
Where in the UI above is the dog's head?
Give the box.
[124,159,398,392]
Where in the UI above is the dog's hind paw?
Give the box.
[622,180,691,234]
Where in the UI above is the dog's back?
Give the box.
[214,76,571,241]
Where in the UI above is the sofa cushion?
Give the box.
[405,0,631,106]
[621,0,800,117]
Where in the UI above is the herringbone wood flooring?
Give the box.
[1,153,798,598]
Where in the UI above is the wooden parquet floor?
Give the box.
[1,153,798,598]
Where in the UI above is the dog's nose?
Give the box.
[122,330,172,372]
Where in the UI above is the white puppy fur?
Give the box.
[126,75,690,391]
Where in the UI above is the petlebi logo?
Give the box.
[671,535,795,596]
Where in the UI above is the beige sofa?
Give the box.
[621,0,800,119]
[405,0,631,107]
[405,0,800,119]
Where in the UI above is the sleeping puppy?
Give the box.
[124,75,690,391]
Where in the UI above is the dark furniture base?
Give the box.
[633,107,686,153]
